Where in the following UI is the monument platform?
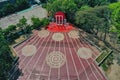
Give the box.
[47,22,74,32]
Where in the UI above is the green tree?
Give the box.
[75,6,110,40]
[2,25,18,43]
[41,18,50,27]
[41,0,47,3]
[74,0,117,7]
[17,16,27,30]
[2,25,16,37]
[80,5,91,10]
[109,2,120,41]
[87,0,109,7]
[15,0,29,11]
[2,3,15,15]
[31,17,50,29]
[0,10,3,17]
[109,0,118,3]
[0,30,14,80]
[46,0,78,22]
[31,17,42,29]
[7,25,16,31]
[0,0,30,18]
[74,0,85,8]
[17,16,28,35]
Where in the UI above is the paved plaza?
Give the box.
[13,29,107,80]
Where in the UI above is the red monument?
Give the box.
[55,11,65,25]
[47,11,74,32]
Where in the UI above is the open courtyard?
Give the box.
[13,29,107,80]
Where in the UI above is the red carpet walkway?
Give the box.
[13,29,107,80]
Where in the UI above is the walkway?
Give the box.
[13,29,107,80]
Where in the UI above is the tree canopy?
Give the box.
[109,2,120,40]
[0,0,30,18]
[75,6,110,40]
[74,0,117,7]
[46,0,78,22]
[0,30,14,79]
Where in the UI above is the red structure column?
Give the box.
[55,12,65,25]
[47,11,74,32]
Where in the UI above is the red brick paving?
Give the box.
[14,29,107,80]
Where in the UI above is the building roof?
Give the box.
[55,11,66,19]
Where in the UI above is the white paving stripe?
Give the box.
[79,34,99,59]
[63,33,70,80]
[17,33,47,79]
[65,33,80,80]
[67,32,89,80]
[58,36,60,80]
[92,63,105,79]
[75,31,101,80]
[72,31,98,80]
[20,36,44,71]
[15,30,38,51]
[78,34,95,60]
[48,32,56,80]
[32,32,55,80]
[26,32,53,80]
[19,35,41,67]
[10,34,41,78]
[16,34,40,57]
[86,60,98,80]
[36,32,54,80]
[14,29,106,80]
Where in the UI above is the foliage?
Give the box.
[2,17,28,43]
[117,55,120,65]
[101,53,114,71]
[79,5,91,10]
[15,0,30,11]
[46,0,78,22]
[17,16,27,29]
[109,2,120,40]
[2,25,16,36]
[31,17,42,29]
[74,0,117,7]
[2,3,15,16]
[75,6,110,40]
[1,16,50,43]
[40,0,47,3]
[0,30,14,80]
[41,18,50,26]
[101,63,108,71]
[31,17,50,29]
[0,0,30,18]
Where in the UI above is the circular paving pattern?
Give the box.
[52,33,64,41]
[22,45,37,56]
[77,47,92,59]
[46,51,66,68]
[68,30,79,38]
[38,30,49,38]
